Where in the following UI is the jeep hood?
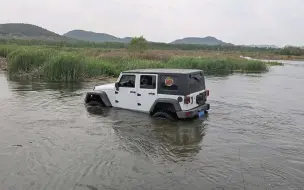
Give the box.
[94,83,115,91]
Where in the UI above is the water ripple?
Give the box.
[1,62,304,189]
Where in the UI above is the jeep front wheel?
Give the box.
[152,111,176,120]
[87,100,104,107]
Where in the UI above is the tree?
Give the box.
[128,36,148,53]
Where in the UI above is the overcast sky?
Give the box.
[0,0,303,47]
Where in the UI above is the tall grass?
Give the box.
[2,45,279,81]
[0,45,18,57]
[85,58,119,77]
[42,53,86,81]
[165,57,268,74]
[7,48,55,76]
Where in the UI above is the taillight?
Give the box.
[206,89,210,96]
[185,112,191,117]
[184,96,191,104]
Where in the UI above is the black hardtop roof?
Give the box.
[122,68,203,74]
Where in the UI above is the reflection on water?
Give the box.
[9,79,85,92]
[0,72,11,100]
[0,61,304,189]
[86,105,207,161]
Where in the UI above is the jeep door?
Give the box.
[136,74,158,112]
[115,74,137,110]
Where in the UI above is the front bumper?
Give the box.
[176,103,210,119]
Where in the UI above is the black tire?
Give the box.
[152,110,176,120]
[87,100,104,107]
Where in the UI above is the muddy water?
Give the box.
[0,61,304,190]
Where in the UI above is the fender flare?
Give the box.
[149,98,182,113]
[84,91,112,107]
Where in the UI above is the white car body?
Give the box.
[85,69,210,119]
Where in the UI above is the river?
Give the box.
[0,60,304,190]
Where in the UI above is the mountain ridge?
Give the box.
[63,29,133,43]
[64,29,232,45]
[0,23,288,48]
[170,36,230,45]
[0,23,72,41]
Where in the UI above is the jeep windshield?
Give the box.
[189,72,205,93]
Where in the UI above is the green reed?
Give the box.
[2,45,280,81]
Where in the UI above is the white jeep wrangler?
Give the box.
[84,69,210,120]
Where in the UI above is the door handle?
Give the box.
[137,93,141,96]
[130,91,136,94]
[115,91,118,94]
[148,92,155,95]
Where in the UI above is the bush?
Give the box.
[128,36,148,53]
[278,46,304,56]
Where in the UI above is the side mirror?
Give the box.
[115,82,119,91]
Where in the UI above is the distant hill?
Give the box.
[170,36,231,45]
[0,23,71,41]
[0,23,233,46]
[64,30,133,43]
[1,23,288,49]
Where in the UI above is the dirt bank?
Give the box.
[0,57,7,71]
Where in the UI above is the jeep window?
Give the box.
[189,72,205,93]
[140,75,156,89]
[160,76,179,91]
[118,74,136,88]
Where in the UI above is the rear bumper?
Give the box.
[176,103,210,119]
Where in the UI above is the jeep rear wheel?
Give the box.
[152,111,176,120]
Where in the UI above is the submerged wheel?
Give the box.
[86,100,104,107]
[152,110,176,120]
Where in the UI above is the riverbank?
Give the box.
[0,45,283,82]
[240,52,304,61]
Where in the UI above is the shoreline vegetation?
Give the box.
[1,37,304,60]
[0,44,283,82]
